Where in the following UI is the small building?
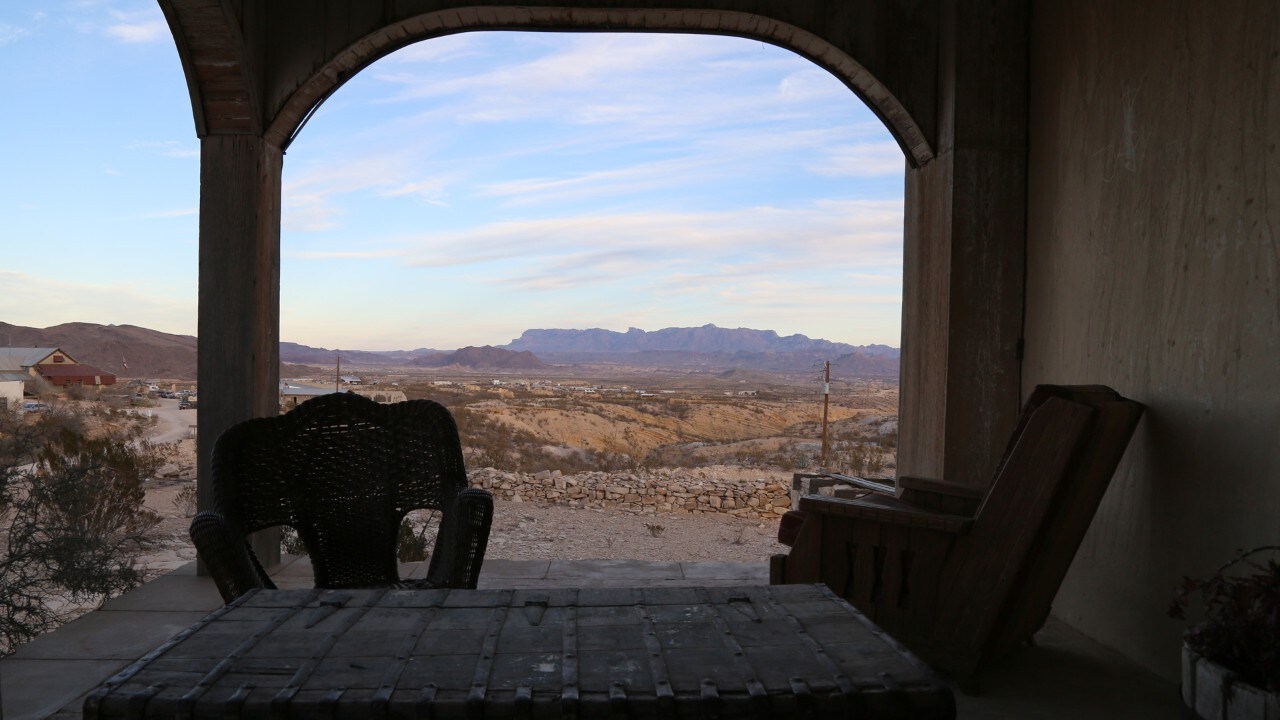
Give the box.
[36,363,117,388]
[350,388,408,404]
[0,347,116,388]
[0,378,24,409]
[279,382,335,408]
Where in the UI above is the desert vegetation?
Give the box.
[399,373,899,479]
[0,365,896,654]
[0,402,168,655]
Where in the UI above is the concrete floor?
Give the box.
[1,557,1194,720]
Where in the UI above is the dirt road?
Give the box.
[146,398,197,444]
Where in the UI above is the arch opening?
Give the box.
[265,8,932,167]
[277,29,908,563]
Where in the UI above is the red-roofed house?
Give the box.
[35,361,117,388]
[0,347,116,388]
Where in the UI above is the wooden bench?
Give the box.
[770,385,1144,683]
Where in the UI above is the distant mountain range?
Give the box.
[279,342,435,367]
[505,325,896,356]
[502,325,898,376]
[1,321,898,379]
[409,346,544,370]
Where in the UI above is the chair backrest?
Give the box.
[938,385,1145,664]
[211,392,468,588]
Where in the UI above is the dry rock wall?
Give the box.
[470,466,793,520]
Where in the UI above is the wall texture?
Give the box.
[1024,0,1280,679]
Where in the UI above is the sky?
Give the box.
[0,2,906,351]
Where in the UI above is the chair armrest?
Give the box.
[189,511,275,603]
[797,495,972,533]
[815,471,897,495]
[425,487,494,589]
[896,476,985,516]
[896,476,985,500]
[777,509,808,546]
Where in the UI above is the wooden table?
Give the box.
[84,584,955,719]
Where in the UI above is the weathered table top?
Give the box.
[85,584,954,719]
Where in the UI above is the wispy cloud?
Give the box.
[0,9,46,45]
[126,139,199,159]
[382,177,450,205]
[477,155,716,207]
[0,271,195,334]
[808,140,905,177]
[282,155,421,232]
[289,249,404,261]
[103,8,166,44]
[382,199,903,288]
[372,34,850,137]
[0,22,29,46]
[105,20,165,43]
[140,207,196,219]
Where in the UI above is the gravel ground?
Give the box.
[144,484,789,572]
[483,498,787,562]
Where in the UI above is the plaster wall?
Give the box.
[0,380,23,409]
[1024,1,1280,679]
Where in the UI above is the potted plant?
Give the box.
[1169,545,1280,719]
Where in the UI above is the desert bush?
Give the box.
[278,512,439,563]
[280,526,307,556]
[172,483,198,518]
[397,511,439,562]
[0,406,163,655]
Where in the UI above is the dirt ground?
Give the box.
[483,497,786,562]
[139,394,790,575]
[143,478,789,574]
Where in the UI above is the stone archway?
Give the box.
[162,1,1028,569]
[261,7,934,167]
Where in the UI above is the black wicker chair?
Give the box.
[190,392,493,603]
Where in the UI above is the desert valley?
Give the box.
[3,320,900,588]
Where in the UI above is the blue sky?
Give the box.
[1,2,905,351]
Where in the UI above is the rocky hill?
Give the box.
[410,346,544,370]
[0,321,198,379]
[830,350,900,377]
[506,324,861,355]
[279,342,437,366]
[2,321,896,378]
[502,325,899,375]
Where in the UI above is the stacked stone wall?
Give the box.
[470,467,792,520]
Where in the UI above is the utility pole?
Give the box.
[335,352,341,392]
[820,360,831,466]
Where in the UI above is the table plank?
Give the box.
[85,585,954,719]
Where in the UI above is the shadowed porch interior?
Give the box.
[0,559,1191,720]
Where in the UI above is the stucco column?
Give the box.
[897,0,1027,489]
[196,134,283,568]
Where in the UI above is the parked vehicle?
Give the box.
[21,402,50,412]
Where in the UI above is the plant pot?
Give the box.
[1183,642,1280,720]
